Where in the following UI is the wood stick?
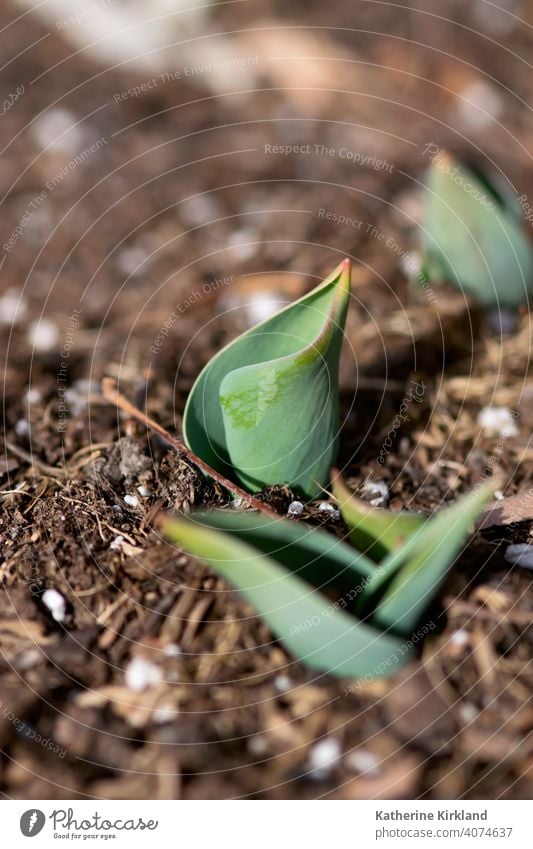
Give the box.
[475,489,533,530]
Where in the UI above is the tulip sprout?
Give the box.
[419,152,533,311]
[164,257,494,678]
[163,483,492,678]
[183,259,351,499]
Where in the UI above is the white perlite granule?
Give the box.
[42,589,67,622]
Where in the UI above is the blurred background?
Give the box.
[3,0,533,473]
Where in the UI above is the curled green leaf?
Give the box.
[163,483,490,677]
[183,508,375,588]
[163,510,413,679]
[420,152,533,308]
[183,259,351,499]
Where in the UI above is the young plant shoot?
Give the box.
[183,259,351,499]
[163,483,492,679]
[420,152,533,310]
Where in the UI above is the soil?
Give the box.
[1,1,533,799]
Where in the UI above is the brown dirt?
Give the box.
[1,1,532,799]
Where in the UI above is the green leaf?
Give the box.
[184,509,376,587]
[370,484,493,635]
[332,475,427,562]
[183,259,351,499]
[421,152,533,308]
[162,511,413,679]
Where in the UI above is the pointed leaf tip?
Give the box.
[332,475,427,562]
[183,260,351,498]
[371,482,495,635]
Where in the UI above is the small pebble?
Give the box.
[27,318,59,352]
[361,480,389,507]
[25,387,42,405]
[308,737,341,778]
[152,705,178,724]
[15,419,30,437]
[288,501,304,516]
[64,380,99,415]
[318,502,341,520]
[117,245,151,278]
[449,629,469,647]
[227,228,257,262]
[124,494,139,508]
[478,406,518,438]
[0,289,27,325]
[400,250,422,277]
[110,535,124,551]
[456,80,502,130]
[504,544,533,571]
[30,108,82,155]
[125,656,162,692]
[180,193,223,227]
[163,643,182,657]
[15,649,42,671]
[459,703,479,724]
[137,485,151,497]
[487,308,518,337]
[247,734,269,756]
[345,748,381,775]
[274,674,292,692]
[42,588,67,623]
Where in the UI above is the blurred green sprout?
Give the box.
[419,150,533,310]
[163,482,491,679]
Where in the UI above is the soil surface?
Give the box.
[1,1,533,799]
